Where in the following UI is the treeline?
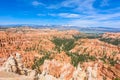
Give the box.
[66,52,96,67]
[99,38,120,46]
[51,38,75,52]
[73,33,101,40]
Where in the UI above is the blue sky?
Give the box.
[0,0,120,27]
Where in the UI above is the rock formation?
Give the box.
[73,63,86,80]
[2,55,16,72]
[41,59,75,80]
[0,28,120,80]
[102,32,120,39]
[1,53,25,75]
[0,52,39,80]
[0,28,79,67]
[70,39,119,60]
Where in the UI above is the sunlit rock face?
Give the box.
[0,52,38,80]
[53,51,71,63]
[0,53,120,80]
[41,59,75,80]
[1,55,17,72]
[72,63,86,80]
[70,39,119,60]
[102,32,120,39]
[1,53,26,75]
[0,28,120,80]
[0,28,79,67]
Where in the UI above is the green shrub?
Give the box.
[99,38,120,46]
[114,78,120,80]
[73,33,100,40]
[67,52,96,67]
[32,53,51,70]
[52,38,75,52]
[100,55,117,66]
[108,58,117,66]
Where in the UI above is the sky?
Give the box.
[0,0,120,27]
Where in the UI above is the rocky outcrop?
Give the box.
[41,59,75,80]
[73,64,86,80]
[86,63,98,80]
[0,55,120,80]
[102,32,120,39]
[70,39,119,60]
[0,52,38,80]
[1,53,26,75]
[1,55,17,72]
[0,28,120,80]
[0,29,79,67]
[110,66,120,78]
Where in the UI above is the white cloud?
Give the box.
[58,13,80,18]
[34,0,120,27]
[69,19,120,27]
[75,0,95,14]
[47,0,79,9]
[32,1,44,6]
[61,0,80,8]
[68,12,120,27]
[47,0,96,14]
[46,13,80,18]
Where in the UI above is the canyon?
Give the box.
[0,27,120,80]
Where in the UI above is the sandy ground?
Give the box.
[0,71,33,80]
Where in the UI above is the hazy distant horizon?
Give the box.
[0,24,120,28]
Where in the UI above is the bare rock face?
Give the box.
[70,39,119,60]
[1,55,120,80]
[0,52,38,80]
[2,55,17,72]
[0,29,120,80]
[60,63,74,80]
[73,63,86,80]
[115,64,120,70]
[1,53,26,75]
[0,29,79,68]
[110,66,120,78]
[102,32,120,39]
[41,59,75,80]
